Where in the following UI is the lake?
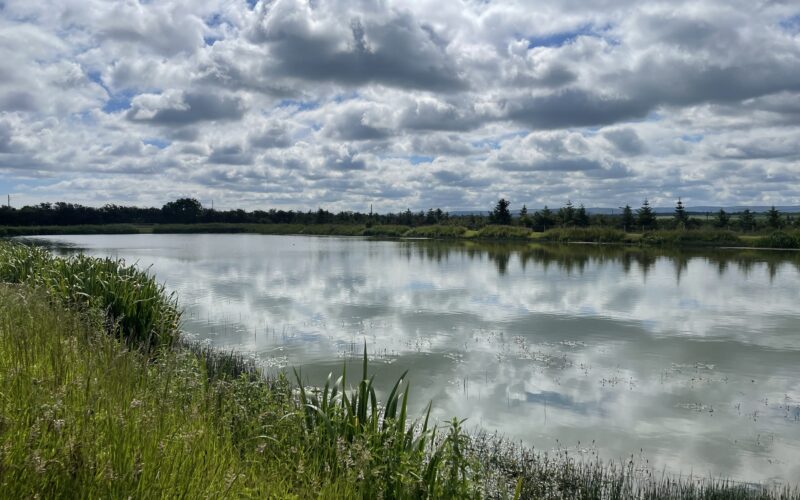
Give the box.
[28,233,800,485]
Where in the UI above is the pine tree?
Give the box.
[558,200,575,227]
[766,206,782,229]
[491,198,512,225]
[637,199,657,231]
[674,198,688,229]
[575,204,590,227]
[519,204,530,227]
[714,209,730,229]
[739,209,756,231]
[533,206,555,232]
[620,205,635,232]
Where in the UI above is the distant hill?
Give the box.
[450,206,800,216]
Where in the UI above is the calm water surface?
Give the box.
[29,234,800,484]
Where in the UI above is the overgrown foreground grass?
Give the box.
[0,287,479,498]
[0,244,797,498]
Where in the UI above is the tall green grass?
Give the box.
[361,224,411,237]
[471,432,797,499]
[151,223,367,236]
[475,225,532,240]
[293,346,477,498]
[0,243,179,348]
[405,225,469,238]
[542,227,628,243]
[640,229,743,247]
[0,285,479,498]
[0,224,139,236]
[756,231,800,249]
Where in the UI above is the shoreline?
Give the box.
[3,222,800,251]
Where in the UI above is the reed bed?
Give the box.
[639,230,742,247]
[755,231,800,249]
[469,432,798,499]
[541,227,628,243]
[0,224,139,236]
[0,242,179,348]
[475,225,533,240]
[405,225,469,238]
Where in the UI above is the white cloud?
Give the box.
[0,0,799,210]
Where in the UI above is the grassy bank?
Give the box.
[0,243,797,498]
[5,222,800,250]
[0,285,478,497]
[6,223,800,249]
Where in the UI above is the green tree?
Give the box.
[739,209,756,231]
[637,199,657,231]
[490,198,512,225]
[162,198,203,223]
[674,198,688,228]
[620,205,635,232]
[714,209,730,229]
[575,204,590,227]
[533,206,555,232]
[519,204,531,227]
[558,200,575,227]
[766,205,783,229]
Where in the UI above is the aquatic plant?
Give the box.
[0,242,180,348]
[405,225,469,238]
[542,227,628,243]
[476,225,533,239]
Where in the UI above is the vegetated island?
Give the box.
[0,241,797,498]
[3,197,800,249]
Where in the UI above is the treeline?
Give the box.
[492,198,799,233]
[0,199,452,227]
[1,197,798,233]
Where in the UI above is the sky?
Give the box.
[0,0,799,212]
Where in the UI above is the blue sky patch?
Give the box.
[409,155,434,165]
[277,99,319,112]
[681,134,704,143]
[779,14,800,33]
[88,70,134,113]
[143,138,170,149]
[526,24,599,48]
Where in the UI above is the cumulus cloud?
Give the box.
[126,90,246,125]
[0,0,799,210]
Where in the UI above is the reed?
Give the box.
[405,225,469,238]
[639,229,743,246]
[476,225,533,239]
[542,227,628,243]
[0,224,139,236]
[756,230,800,249]
[0,242,180,348]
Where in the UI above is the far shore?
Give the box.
[3,222,800,250]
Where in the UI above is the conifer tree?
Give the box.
[620,205,635,232]
[637,199,657,231]
[674,198,688,228]
[766,205,782,229]
[490,198,512,225]
[714,208,730,229]
[533,206,555,231]
[558,200,575,227]
[739,209,756,231]
[519,204,531,227]
[575,204,590,227]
